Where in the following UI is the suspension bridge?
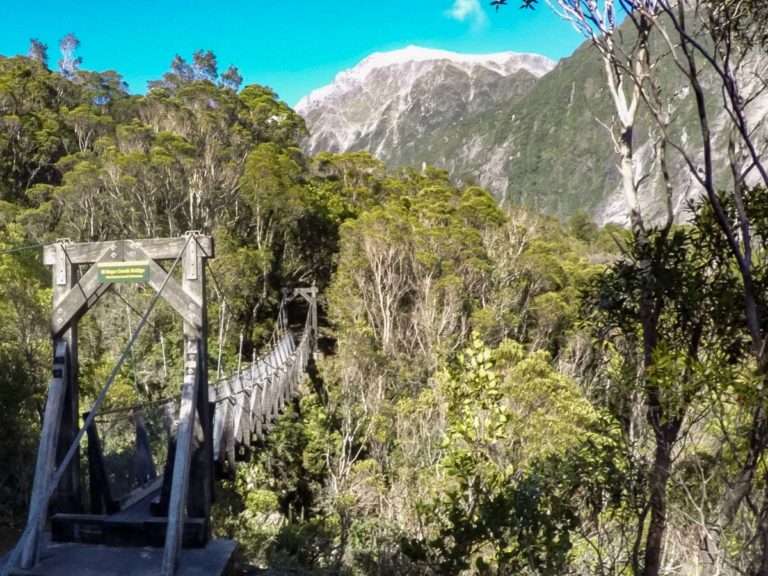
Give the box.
[0,233,318,576]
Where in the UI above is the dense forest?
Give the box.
[2,1,768,573]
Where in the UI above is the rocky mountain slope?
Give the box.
[298,43,768,223]
[296,46,554,168]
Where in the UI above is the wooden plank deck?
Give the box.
[51,488,208,548]
[3,535,236,576]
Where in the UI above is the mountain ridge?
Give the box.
[296,45,555,113]
[295,46,555,164]
[297,41,768,224]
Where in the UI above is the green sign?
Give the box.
[97,260,150,283]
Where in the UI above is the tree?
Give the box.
[27,39,48,67]
[568,209,597,243]
[192,49,218,82]
[0,57,74,204]
[75,70,128,106]
[58,33,82,80]
[170,54,194,81]
[0,223,51,517]
[238,85,307,147]
[507,3,679,572]
[507,0,768,573]
[406,336,596,575]
[623,2,768,572]
[147,55,193,92]
[220,65,243,91]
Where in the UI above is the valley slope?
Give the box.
[298,41,768,223]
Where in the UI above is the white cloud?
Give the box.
[445,0,488,29]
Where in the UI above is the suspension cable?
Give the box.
[94,393,180,419]
[111,286,161,332]
[216,298,228,381]
[0,243,46,257]
[2,234,192,576]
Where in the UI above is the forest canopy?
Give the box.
[2,18,768,576]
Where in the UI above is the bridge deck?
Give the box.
[3,535,236,576]
[51,488,208,548]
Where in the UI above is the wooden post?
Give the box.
[134,409,157,486]
[84,413,118,515]
[162,340,200,576]
[309,286,318,346]
[182,234,212,521]
[161,233,213,575]
[282,286,318,348]
[53,240,82,514]
[20,342,69,568]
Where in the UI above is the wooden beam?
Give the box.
[142,258,202,332]
[53,242,86,516]
[51,262,110,338]
[134,409,157,486]
[44,236,214,265]
[84,415,118,515]
[117,476,163,512]
[212,399,229,463]
[209,376,249,403]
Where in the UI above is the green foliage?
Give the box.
[569,209,598,242]
[405,335,595,575]
[0,226,49,515]
[0,51,330,537]
[12,41,759,576]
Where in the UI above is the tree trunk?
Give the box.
[700,406,767,575]
[643,422,681,576]
[756,468,768,576]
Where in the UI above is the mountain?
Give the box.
[297,43,768,224]
[417,41,626,222]
[296,46,554,168]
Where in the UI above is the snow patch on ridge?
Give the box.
[296,45,555,114]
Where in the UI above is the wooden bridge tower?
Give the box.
[11,233,235,576]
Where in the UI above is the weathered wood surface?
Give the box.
[51,252,111,337]
[43,237,214,265]
[20,342,69,568]
[5,534,236,576]
[16,233,315,576]
[143,257,203,330]
[208,327,312,472]
[162,340,201,576]
[83,415,118,515]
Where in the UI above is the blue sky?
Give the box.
[0,0,586,107]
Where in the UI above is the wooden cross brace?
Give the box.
[43,236,214,338]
